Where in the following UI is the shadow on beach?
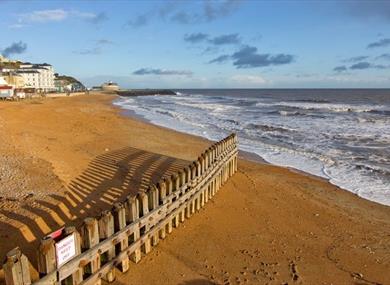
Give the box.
[0,146,189,269]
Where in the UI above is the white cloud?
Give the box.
[19,9,69,23]
[13,9,105,26]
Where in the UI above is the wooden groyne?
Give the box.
[116,89,176,97]
[2,134,238,285]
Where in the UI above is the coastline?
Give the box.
[114,98,269,164]
[0,94,389,284]
[113,97,372,203]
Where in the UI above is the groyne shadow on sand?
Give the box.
[0,147,190,270]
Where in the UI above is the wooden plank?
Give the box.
[138,192,151,254]
[3,247,32,285]
[147,185,160,246]
[79,217,100,285]
[98,211,115,282]
[37,237,56,278]
[124,195,141,264]
[112,203,129,273]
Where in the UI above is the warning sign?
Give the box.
[55,233,76,267]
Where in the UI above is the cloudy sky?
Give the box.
[1,0,390,88]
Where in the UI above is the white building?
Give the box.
[0,76,14,99]
[16,63,55,92]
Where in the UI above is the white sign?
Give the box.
[55,233,76,267]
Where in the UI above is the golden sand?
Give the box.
[0,94,389,284]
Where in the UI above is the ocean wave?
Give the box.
[113,91,390,206]
[246,123,293,133]
[355,163,390,176]
[255,101,390,114]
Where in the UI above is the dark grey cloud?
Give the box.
[201,46,220,55]
[1,41,27,57]
[367,38,390,48]
[209,33,241,45]
[133,68,193,76]
[184,32,241,46]
[231,45,294,68]
[376,53,390,60]
[350,62,371,69]
[208,45,294,69]
[170,11,200,24]
[350,61,387,70]
[87,12,108,24]
[333,65,348,72]
[126,14,149,27]
[345,1,390,21]
[204,0,243,21]
[342,55,369,62]
[126,0,243,28]
[184,33,209,43]
[208,54,230,64]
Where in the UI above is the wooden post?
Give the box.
[204,182,209,204]
[98,210,115,282]
[210,146,216,164]
[113,202,129,273]
[195,193,201,211]
[199,156,205,174]
[124,195,141,264]
[179,169,186,187]
[63,226,82,284]
[147,185,160,246]
[157,181,167,240]
[80,217,100,284]
[200,187,206,207]
[191,195,196,214]
[37,237,56,278]
[165,178,173,234]
[191,163,197,181]
[172,173,180,191]
[196,160,202,177]
[171,174,180,228]
[3,247,31,285]
[179,170,186,222]
[184,166,191,185]
[138,192,151,254]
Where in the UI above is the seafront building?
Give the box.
[0,76,14,99]
[1,71,25,88]
[15,63,56,92]
[1,56,56,92]
[1,55,84,95]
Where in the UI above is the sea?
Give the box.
[114,89,390,206]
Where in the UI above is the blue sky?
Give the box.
[1,0,390,88]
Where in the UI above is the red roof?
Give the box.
[0,86,13,90]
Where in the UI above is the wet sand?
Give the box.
[0,94,389,284]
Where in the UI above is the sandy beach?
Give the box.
[0,94,389,285]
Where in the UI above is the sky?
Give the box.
[1,0,390,88]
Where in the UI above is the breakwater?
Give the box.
[2,134,238,285]
[116,89,176,97]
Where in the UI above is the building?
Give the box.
[2,71,25,88]
[0,76,14,99]
[15,63,55,92]
[101,81,119,92]
[54,75,85,92]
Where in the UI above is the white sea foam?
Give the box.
[114,92,390,206]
